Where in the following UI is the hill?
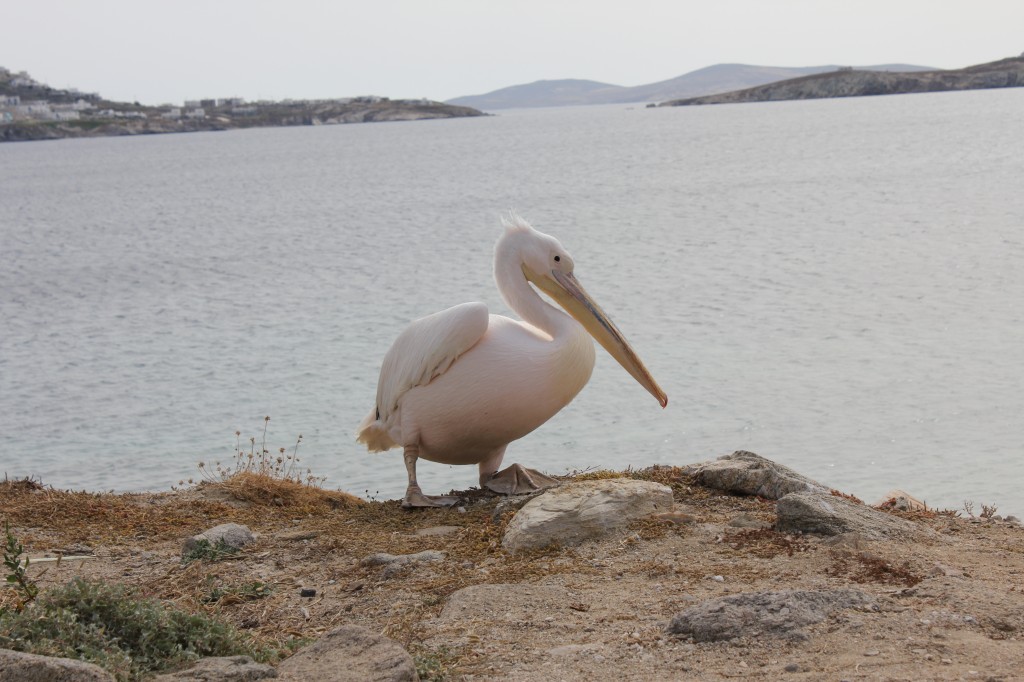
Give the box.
[446,63,933,109]
[661,55,1024,106]
[0,67,485,142]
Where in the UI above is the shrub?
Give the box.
[0,577,269,681]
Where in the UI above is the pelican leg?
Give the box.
[481,448,559,496]
[401,445,460,509]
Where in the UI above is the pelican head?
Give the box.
[497,216,668,408]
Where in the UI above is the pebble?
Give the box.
[784,663,800,672]
[864,650,880,657]
[300,588,316,598]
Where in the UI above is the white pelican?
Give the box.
[357,213,667,508]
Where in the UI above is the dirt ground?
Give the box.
[2,470,1022,681]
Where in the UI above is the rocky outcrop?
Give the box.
[776,492,928,540]
[501,479,674,551]
[681,450,830,499]
[667,589,877,642]
[662,56,1024,106]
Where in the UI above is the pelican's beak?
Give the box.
[525,265,668,408]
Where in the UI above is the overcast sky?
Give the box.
[3,1,1022,105]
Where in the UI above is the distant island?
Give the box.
[0,67,485,143]
[445,63,935,109]
[660,55,1024,106]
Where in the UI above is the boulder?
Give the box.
[151,656,276,681]
[681,451,830,499]
[501,479,674,551]
[776,492,926,540]
[276,625,417,682]
[667,589,877,642]
[0,649,115,682]
[183,523,256,555]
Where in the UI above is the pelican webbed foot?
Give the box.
[484,463,559,496]
[401,484,461,509]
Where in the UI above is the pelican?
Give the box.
[357,213,667,508]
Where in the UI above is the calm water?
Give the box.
[2,90,1022,514]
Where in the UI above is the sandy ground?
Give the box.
[2,473,1022,681]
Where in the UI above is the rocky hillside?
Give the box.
[661,55,1024,106]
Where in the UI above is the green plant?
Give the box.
[203,580,271,604]
[2,521,38,613]
[181,538,239,565]
[0,578,270,681]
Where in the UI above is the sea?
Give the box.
[1,89,1022,515]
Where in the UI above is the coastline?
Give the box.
[2,455,1022,680]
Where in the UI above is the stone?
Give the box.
[360,550,445,567]
[874,489,928,512]
[0,649,115,681]
[183,523,256,555]
[681,451,830,500]
[150,656,277,681]
[667,589,877,642]
[776,492,928,540]
[501,479,674,551]
[276,625,417,681]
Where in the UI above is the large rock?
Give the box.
[501,479,674,551]
[276,625,417,682]
[151,656,277,681]
[776,492,926,540]
[0,649,115,681]
[667,589,877,642]
[681,451,830,499]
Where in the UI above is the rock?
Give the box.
[0,649,115,681]
[727,513,771,529]
[150,656,277,681]
[183,523,256,555]
[875,489,928,512]
[501,479,674,551]
[667,589,877,642]
[276,625,417,681]
[776,492,927,540]
[681,451,830,499]
[360,550,445,567]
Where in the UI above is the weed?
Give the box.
[181,538,240,565]
[827,550,922,587]
[203,580,271,605]
[727,528,813,558]
[414,644,459,681]
[0,578,270,681]
[2,521,38,613]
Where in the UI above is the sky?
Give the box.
[3,1,1023,105]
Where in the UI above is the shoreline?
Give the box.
[3,453,1022,680]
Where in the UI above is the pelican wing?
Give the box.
[376,302,489,422]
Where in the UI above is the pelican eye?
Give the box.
[554,255,561,262]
